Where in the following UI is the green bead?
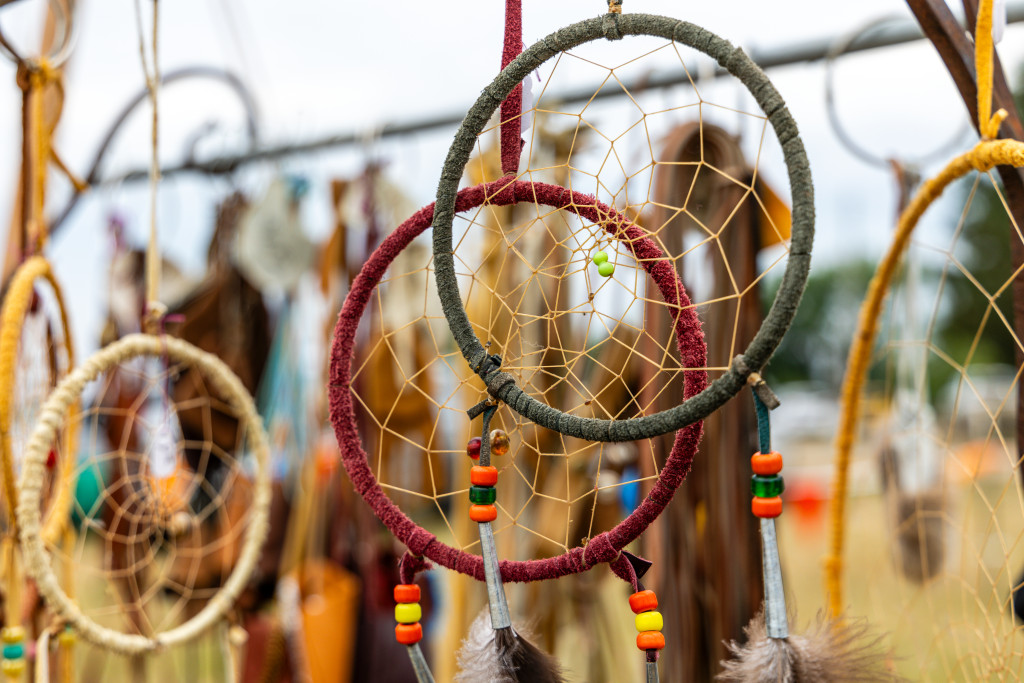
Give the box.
[751,474,784,498]
[2,644,23,660]
[598,261,615,277]
[592,250,609,265]
[469,485,497,505]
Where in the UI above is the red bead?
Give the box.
[470,465,498,487]
[751,451,783,475]
[629,590,658,614]
[45,450,57,469]
[394,584,420,604]
[469,504,497,522]
[466,437,482,460]
[752,496,783,518]
[395,623,423,645]
[636,631,665,650]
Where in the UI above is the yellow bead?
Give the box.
[1,659,24,676]
[395,602,422,624]
[57,630,76,647]
[635,611,663,633]
[0,628,23,645]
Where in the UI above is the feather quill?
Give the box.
[718,610,900,682]
[455,610,564,683]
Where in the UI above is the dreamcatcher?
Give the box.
[824,13,974,589]
[826,0,1024,678]
[12,2,271,679]
[0,2,80,680]
[645,114,793,680]
[329,1,831,680]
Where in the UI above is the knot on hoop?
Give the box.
[609,550,652,593]
[581,532,619,569]
[399,552,432,585]
[490,174,519,205]
[471,351,502,377]
[15,58,57,93]
[602,12,623,41]
[732,355,780,409]
[405,527,436,557]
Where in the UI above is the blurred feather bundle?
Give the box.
[455,610,564,683]
[719,610,898,682]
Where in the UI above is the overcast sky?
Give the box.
[0,0,1021,357]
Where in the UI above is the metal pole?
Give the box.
[82,7,1024,189]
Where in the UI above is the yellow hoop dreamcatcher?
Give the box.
[826,0,1024,678]
[0,2,84,679]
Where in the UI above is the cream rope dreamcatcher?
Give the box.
[11,2,271,679]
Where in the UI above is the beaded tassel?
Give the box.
[457,404,562,682]
[722,386,895,681]
[1,627,25,681]
[395,583,434,683]
[628,588,664,682]
[751,394,789,638]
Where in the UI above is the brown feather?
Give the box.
[455,610,564,683]
[719,610,901,682]
[892,490,945,582]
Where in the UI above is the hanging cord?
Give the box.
[474,403,513,630]
[6,0,85,260]
[752,390,788,639]
[134,0,165,334]
[396,554,435,683]
[15,60,82,258]
[976,0,1008,140]
[499,0,523,176]
[17,60,52,257]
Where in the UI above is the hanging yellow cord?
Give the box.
[975,0,1009,140]
[16,60,55,256]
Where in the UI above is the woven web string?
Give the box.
[42,355,259,637]
[851,168,1024,680]
[350,36,790,560]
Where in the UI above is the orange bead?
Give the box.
[395,623,423,645]
[394,584,421,604]
[752,496,783,518]
[636,631,665,650]
[469,504,497,522]
[628,590,658,614]
[751,451,783,475]
[470,465,498,487]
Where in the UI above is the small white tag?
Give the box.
[994,0,1007,43]
[521,68,540,136]
[149,406,178,479]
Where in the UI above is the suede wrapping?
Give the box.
[329,177,707,582]
[499,0,523,175]
[431,13,814,441]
